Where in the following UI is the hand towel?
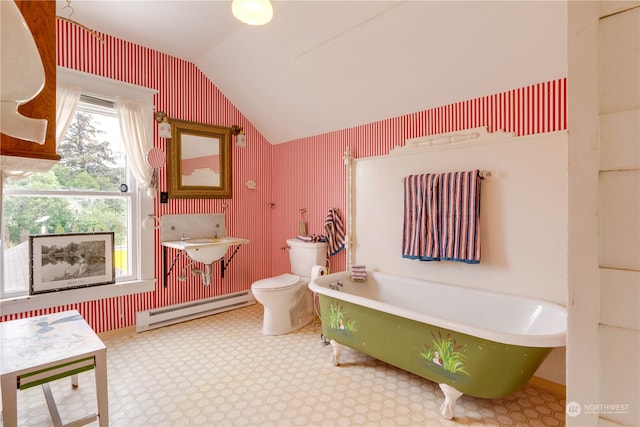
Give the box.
[350,264,366,281]
[324,208,345,256]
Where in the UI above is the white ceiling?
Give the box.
[56,1,567,144]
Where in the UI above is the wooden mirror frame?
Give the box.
[167,119,232,199]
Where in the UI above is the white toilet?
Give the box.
[251,238,327,335]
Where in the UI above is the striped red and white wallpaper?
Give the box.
[1,21,567,333]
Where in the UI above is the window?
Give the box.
[2,98,134,296]
[1,68,155,308]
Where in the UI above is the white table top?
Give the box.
[0,310,105,376]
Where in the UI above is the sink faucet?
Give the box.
[181,233,190,241]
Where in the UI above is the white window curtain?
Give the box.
[55,85,81,148]
[114,97,153,194]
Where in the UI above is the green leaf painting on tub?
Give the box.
[420,331,469,375]
[327,302,358,332]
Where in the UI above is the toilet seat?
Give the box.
[251,273,301,292]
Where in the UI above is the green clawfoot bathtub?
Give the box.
[309,271,566,420]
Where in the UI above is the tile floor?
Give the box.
[2,303,566,426]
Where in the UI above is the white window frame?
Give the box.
[0,68,156,315]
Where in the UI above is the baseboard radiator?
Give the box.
[136,291,255,332]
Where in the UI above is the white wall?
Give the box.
[352,131,568,304]
[567,2,640,426]
[566,2,601,424]
[597,2,640,425]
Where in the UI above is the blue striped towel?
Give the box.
[439,170,481,264]
[402,174,440,261]
[402,170,481,264]
[324,208,345,256]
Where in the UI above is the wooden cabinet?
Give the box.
[1,0,59,172]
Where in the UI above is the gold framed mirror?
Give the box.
[167,119,232,199]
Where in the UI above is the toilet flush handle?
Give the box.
[281,245,291,251]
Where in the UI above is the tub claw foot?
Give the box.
[329,339,344,366]
[439,383,463,420]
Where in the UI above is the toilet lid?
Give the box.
[252,273,300,291]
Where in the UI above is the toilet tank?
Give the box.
[287,238,327,277]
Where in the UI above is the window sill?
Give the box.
[0,279,155,316]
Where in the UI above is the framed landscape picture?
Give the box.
[30,232,115,295]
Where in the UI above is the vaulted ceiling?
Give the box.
[56,1,567,144]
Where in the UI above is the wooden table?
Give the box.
[0,310,108,427]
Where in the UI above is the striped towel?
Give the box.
[296,234,327,243]
[439,170,481,264]
[402,174,440,261]
[350,264,366,281]
[324,208,345,256]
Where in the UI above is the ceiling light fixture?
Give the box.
[231,0,273,26]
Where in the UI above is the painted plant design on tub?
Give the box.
[420,331,469,376]
[327,302,358,333]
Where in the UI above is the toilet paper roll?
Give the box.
[311,265,327,279]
